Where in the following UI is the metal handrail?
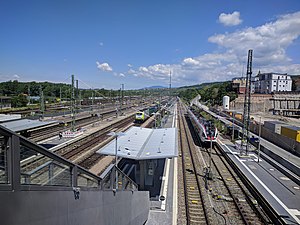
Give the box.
[0,125,102,188]
[100,165,138,190]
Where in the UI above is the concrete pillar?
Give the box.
[279,100,282,109]
[139,160,146,190]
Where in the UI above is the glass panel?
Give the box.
[77,170,99,188]
[101,170,113,190]
[0,135,9,184]
[20,143,72,186]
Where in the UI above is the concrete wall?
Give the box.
[0,189,149,225]
[250,123,300,157]
[231,94,273,112]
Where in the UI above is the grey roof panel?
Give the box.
[0,114,22,123]
[97,126,178,160]
[0,119,57,132]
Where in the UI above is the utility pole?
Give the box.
[232,112,235,141]
[242,49,253,156]
[257,117,262,163]
[39,85,45,120]
[91,89,94,111]
[71,74,75,132]
[79,90,82,107]
[28,86,31,105]
[59,87,62,104]
[76,79,79,112]
[169,70,172,100]
[121,84,124,113]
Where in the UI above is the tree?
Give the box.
[11,94,28,108]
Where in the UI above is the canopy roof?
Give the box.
[98,126,178,160]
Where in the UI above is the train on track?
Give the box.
[135,111,147,123]
[134,105,158,123]
[187,108,218,144]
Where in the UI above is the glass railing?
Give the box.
[77,169,99,188]
[0,135,9,184]
[20,143,72,186]
[101,166,138,191]
[0,125,138,192]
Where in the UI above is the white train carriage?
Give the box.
[188,109,218,143]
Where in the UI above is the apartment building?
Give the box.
[253,72,292,94]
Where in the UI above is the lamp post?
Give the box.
[257,117,262,163]
[108,131,125,190]
[232,112,235,141]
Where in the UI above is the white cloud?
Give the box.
[183,58,199,66]
[210,11,300,66]
[127,64,132,67]
[119,73,125,77]
[123,11,300,86]
[96,61,113,72]
[139,67,149,72]
[13,74,20,79]
[219,11,242,26]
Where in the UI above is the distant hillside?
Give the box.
[178,81,237,106]
[177,81,226,90]
[142,86,167,89]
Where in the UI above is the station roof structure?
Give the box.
[0,114,22,123]
[98,126,178,160]
[0,119,57,132]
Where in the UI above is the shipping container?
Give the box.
[264,121,286,134]
[281,125,300,142]
[235,113,243,120]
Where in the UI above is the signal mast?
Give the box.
[241,49,253,156]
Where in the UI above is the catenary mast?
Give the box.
[241,49,253,155]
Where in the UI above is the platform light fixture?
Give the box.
[108,131,125,190]
[108,132,125,168]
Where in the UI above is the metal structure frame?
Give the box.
[242,49,253,155]
[0,125,137,192]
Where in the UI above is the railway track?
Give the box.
[29,107,133,142]
[210,144,270,224]
[178,101,272,225]
[178,104,211,224]
[20,115,135,176]
[60,115,134,161]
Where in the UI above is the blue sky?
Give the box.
[1,0,300,89]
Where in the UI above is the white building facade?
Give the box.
[253,72,292,94]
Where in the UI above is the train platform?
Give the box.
[218,136,300,224]
[38,110,136,150]
[210,110,300,181]
[146,101,178,225]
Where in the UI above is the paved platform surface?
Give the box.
[213,110,300,169]
[218,136,300,224]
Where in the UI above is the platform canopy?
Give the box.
[0,114,22,123]
[98,126,178,160]
[0,119,57,132]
